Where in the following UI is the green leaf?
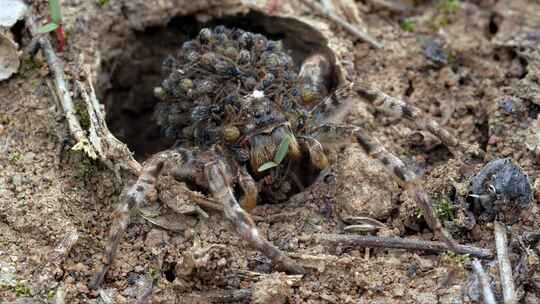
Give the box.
[36,22,59,34]
[49,0,62,23]
[258,161,278,172]
[273,134,291,164]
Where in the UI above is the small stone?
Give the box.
[144,229,169,248]
[471,158,533,215]
[421,37,448,65]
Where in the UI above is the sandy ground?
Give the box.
[1,0,540,303]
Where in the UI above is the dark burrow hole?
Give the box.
[163,262,176,282]
[99,11,338,160]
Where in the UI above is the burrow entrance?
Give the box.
[99,10,338,160]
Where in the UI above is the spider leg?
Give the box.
[354,128,459,249]
[356,84,483,158]
[298,136,329,171]
[204,159,305,274]
[312,123,459,250]
[237,165,259,213]
[90,161,164,290]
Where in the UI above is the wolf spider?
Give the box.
[91,26,481,289]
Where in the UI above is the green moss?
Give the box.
[8,151,22,164]
[401,19,416,32]
[98,0,109,6]
[73,101,90,130]
[435,198,455,221]
[13,281,31,297]
[429,0,460,30]
[437,0,460,14]
[442,251,470,267]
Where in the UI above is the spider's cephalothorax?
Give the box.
[154,26,330,205]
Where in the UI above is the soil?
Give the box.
[1,0,540,303]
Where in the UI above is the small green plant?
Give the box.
[13,281,31,297]
[435,198,455,221]
[37,0,61,33]
[37,0,65,52]
[401,19,416,32]
[442,251,470,267]
[8,151,22,164]
[258,134,292,172]
[98,0,109,6]
[437,0,460,14]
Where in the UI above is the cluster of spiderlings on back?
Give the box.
[154,26,304,143]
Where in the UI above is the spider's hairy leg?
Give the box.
[299,54,331,106]
[354,128,459,249]
[90,161,164,290]
[204,159,305,274]
[237,165,259,213]
[356,84,483,158]
[170,148,209,188]
[298,136,329,171]
[312,123,458,250]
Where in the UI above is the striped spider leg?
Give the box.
[172,147,306,275]
[310,123,459,251]
[90,161,164,290]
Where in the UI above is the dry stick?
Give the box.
[90,161,164,290]
[26,14,87,145]
[495,221,517,304]
[27,13,141,177]
[76,78,141,176]
[189,289,252,303]
[298,0,383,49]
[471,259,497,304]
[315,234,493,258]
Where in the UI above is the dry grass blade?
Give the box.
[298,0,383,49]
[495,221,517,304]
[471,259,497,304]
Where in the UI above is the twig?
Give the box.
[298,0,383,49]
[26,11,141,177]
[76,77,141,176]
[26,14,86,144]
[495,221,516,304]
[314,234,493,258]
[188,289,252,303]
[471,259,497,304]
[365,0,412,13]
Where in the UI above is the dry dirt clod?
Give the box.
[0,31,20,81]
[251,273,292,304]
